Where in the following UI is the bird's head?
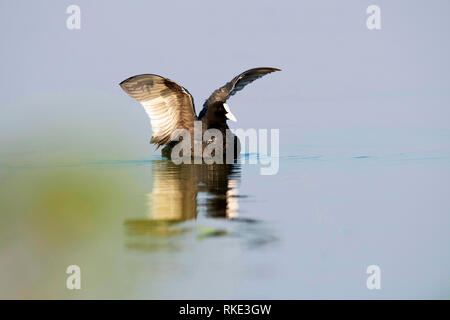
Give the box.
[207,101,237,125]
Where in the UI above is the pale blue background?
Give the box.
[0,0,449,299]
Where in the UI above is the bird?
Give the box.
[119,67,280,160]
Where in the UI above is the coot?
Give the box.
[120,67,280,159]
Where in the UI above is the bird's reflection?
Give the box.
[124,160,242,248]
[147,160,241,220]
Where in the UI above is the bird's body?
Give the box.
[160,113,240,160]
[120,67,280,160]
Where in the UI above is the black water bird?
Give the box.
[120,67,280,159]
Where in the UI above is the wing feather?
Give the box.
[120,74,197,146]
[199,67,280,118]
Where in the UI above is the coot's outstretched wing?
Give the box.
[120,74,197,147]
[199,67,280,118]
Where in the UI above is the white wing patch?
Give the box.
[120,74,197,146]
[223,103,237,122]
[141,97,178,139]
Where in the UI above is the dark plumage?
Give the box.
[120,67,280,159]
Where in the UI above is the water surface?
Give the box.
[1,128,449,299]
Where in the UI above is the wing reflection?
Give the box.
[147,161,199,221]
[147,160,241,220]
[123,160,279,251]
[124,161,241,249]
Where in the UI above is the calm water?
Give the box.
[1,129,449,299]
[1,0,449,300]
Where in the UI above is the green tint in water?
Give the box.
[0,157,273,298]
[1,128,449,299]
